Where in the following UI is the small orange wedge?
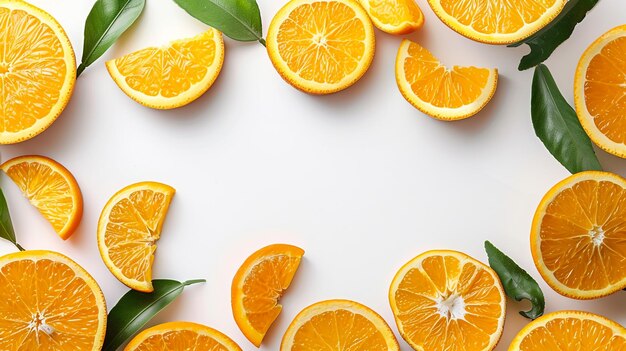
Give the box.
[232,244,304,347]
[360,0,424,35]
[97,181,175,292]
[125,321,242,351]
[1,155,83,240]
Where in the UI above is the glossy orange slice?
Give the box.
[360,0,424,35]
[125,321,242,351]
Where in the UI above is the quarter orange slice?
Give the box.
[0,250,107,351]
[360,0,424,35]
[0,1,76,144]
[508,310,626,350]
[574,25,626,158]
[1,155,83,240]
[97,181,175,292]
[106,29,224,109]
[266,0,376,94]
[396,40,498,120]
[531,171,626,299]
[389,250,506,351]
[426,0,566,44]
[232,244,304,347]
[281,299,399,350]
[124,321,242,351]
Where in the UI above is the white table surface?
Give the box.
[2,0,625,350]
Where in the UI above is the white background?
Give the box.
[2,0,626,350]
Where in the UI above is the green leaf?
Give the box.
[0,188,23,251]
[103,279,205,351]
[172,0,265,45]
[78,0,146,76]
[485,241,545,320]
[511,0,600,71]
[531,64,602,174]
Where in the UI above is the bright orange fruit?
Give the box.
[360,0,424,35]
[125,321,242,351]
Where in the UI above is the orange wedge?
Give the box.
[575,25,626,158]
[97,181,175,292]
[106,29,224,109]
[360,0,424,35]
[508,310,626,350]
[232,244,304,347]
[281,299,399,350]
[266,0,376,94]
[389,250,506,351]
[396,40,498,120]
[531,171,626,299]
[125,321,242,351]
[1,155,83,240]
[0,250,107,350]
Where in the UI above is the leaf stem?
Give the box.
[14,242,25,251]
[182,279,206,286]
[77,63,86,77]
[258,38,266,47]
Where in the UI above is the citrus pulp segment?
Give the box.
[124,321,242,351]
[360,0,424,35]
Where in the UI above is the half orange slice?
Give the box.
[125,321,242,351]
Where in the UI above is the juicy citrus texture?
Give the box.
[389,250,505,351]
[125,321,242,351]
[0,250,107,351]
[266,0,375,94]
[281,300,399,350]
[508,311,626,350]
[426,0,566,44]
[531,171,626,299]
[360,0,424,35]
[396,40,498,120]
[232,244,304,347]
[106,29,224,109]
[1,155,83,240]
[575,25,626,158]
[97,182,175,292]
[0,0,76,144]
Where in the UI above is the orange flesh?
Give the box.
[132,330,231,350]
[518,317,626,350]
[367,0,422,28]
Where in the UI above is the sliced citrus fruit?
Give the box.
[125,321,242,351]
[389,250,506,351]
[281,299,399,350]
[360,0,424,35]
[106,28,224,109]
[575,25,626,158]
[396,40,497,120]
[0,250,107,350]
[531,171,626,299]
[1,155,83,240]
[0,1,76,144]
[232,244,304,347]
[426,0,566,44]
[508,310,626,350]
[97,181,175,292]
[266,0,375,94]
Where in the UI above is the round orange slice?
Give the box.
[0,250,107,351]
[97,181,175,292]
[106,28,224,109]
[396,40,498,120]
[389,250,506,351]
[281,299,399,350]
[575,25,626,158]
[266,0,376,94]
[360,0,424,35]
[531,171,626,299]
[232,244,304,347]
[0,1,76,144]
[1,155,83,240]
[124,321,242,351]
[508,310,626,350]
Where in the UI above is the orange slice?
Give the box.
[508,310,626,350]
[106,29,224,109]
[396,40,498,120]
[575,25,626,158]
[124,321,242,351]
[426,0,566,44]
[360,0,424,35]
[1,155,83,240]
[0,250,107,350]
[232,244,304,347]
[97,181,175,292]
[0,1,76,144]
[266,0,375,94]
[531,171,626,299]
[389,250,506,351]
[281,299,399,350]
